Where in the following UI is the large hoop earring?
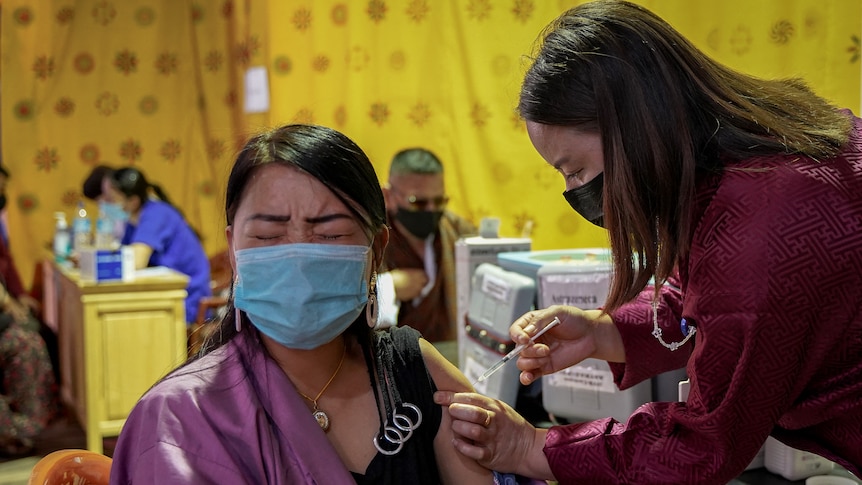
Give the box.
[366,271,378,328]
[233,277,242,332]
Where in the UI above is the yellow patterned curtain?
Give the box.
[1,0,860,291]
[1,0,252,289]
[259,0,861,251]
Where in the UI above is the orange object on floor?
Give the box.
[28,448,112,485]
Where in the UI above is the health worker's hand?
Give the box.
[433,391,554,481]
[511,305,623,386]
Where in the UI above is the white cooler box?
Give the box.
[536,259,652,423]
[497,248,611,282]
[461,263,535,406]
[455,237,531,369]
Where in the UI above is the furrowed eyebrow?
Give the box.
[247,212,354,224]
[304,213,354,224]
[248,213,290,222]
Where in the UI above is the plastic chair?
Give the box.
[187,295,228,356]
[206,249,233,297]
[187,250,232,356]
[28,449,112,485]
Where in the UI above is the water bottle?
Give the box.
[72,201,92,254]
[53,212,70,262]
[95,201,117,250]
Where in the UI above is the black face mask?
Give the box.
[563,173,604,228]
[0,194,6,212]
[394,207,442,239]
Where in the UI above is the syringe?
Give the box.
[474,317,561,384]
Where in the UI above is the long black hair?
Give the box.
[111,167,173,207]
[110,167,202,241]
[518,0,851,311]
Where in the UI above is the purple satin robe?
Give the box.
[110,330,355,484]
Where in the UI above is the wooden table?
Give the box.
[42,261,189,453]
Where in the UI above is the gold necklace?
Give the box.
[296,345,346,432]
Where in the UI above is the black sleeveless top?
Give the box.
[352,326,443,485]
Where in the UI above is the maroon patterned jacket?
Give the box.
[545,114,862,484]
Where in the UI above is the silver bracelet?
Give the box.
[651,299,696,351]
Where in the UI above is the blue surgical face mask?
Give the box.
[101,202,129,223]
[233,243,369,350]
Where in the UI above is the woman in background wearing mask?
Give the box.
[81,164,127,243]
[435,1,862,484]
[109,125,492,484]
[102,167,211,325]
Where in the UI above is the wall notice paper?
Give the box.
[244,66,270,113]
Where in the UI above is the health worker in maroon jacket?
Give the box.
[434,2,862,484]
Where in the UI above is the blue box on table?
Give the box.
[78,247,135,282]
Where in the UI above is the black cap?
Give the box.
[82,165,114,200]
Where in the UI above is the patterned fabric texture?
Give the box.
[0,324,56,450]
[545,115,862,484]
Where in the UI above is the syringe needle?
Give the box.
[475,317,561,383]
[477,358,509,383]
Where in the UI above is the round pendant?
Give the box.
[313,409,331,432]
